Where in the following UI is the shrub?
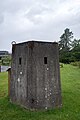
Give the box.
[70,61,80,68]
[60,63,64,68]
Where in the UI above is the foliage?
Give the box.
[59,28,80,63]
[0,55,11,66]
[70,61,80,68]
[60,63,64,68]
[59,28,73,51]
[0,64,80,120]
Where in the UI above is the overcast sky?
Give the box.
[0,0,80,52]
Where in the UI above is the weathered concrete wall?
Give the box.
[10,41,62,110]
[10,43,28,106]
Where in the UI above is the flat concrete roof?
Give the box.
[13,40,58,46]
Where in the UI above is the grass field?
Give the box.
[0,64,80,120]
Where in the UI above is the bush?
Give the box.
[60,63,64,68]
[70,61,80,68]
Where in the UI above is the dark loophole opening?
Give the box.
[31,99,34,103]
[44,57,47,64]
[19,57,22,65]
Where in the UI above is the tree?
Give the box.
[59,28,80,63]
[59,28,73,51]
[71,39,80,61]
[72,39,80,49]
[59,28,73,63]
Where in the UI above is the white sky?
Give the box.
[0,0,80,52]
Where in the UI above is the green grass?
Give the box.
[0,64,80,120]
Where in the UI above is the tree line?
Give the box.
[59,28,80,63]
